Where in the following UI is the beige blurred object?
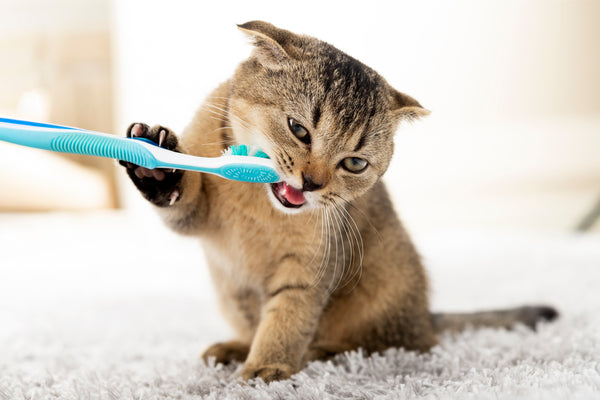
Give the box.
[0,0,118,211]
[0,144,113,212]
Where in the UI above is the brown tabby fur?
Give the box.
[123,21,557,383]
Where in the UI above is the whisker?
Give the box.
[205,103,251,130]
[203,104,254,138]
[310,207,329,288]
[196,141,237,147]
[328,206,340,291]
[326,207,340,292]
[337,203,363,291]
[323,207,334,289]
[208,103,280,151]
[333,193,383,244]
[336,201,364,292]
[333,203,356,290]
[329,205,347,293]
[203,100,281,152]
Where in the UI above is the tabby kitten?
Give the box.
[121,21,557,383]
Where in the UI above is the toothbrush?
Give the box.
[0,117,280,183]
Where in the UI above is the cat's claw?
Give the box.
[169,189,180,206]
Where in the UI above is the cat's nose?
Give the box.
[302,172,324,192]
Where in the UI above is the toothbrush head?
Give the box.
[219,144,280,183]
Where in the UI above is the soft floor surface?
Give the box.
[1,212,599,399]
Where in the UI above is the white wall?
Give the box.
[112,0,600,232]
[111,0,600,126]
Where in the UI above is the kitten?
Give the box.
[121,21,557,383]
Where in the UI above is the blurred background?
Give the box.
[1,0,598,233]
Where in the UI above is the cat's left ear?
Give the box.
[389,89,430,121]
[237,21,300,68]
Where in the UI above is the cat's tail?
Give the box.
[430,305,558,333]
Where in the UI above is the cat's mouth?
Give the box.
[270,182,306,208]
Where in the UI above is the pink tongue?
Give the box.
[280,182,306,205]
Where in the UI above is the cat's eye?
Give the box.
[341,157,368,173]
[288,118,310,144]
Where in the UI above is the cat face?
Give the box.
[228,21,428,214]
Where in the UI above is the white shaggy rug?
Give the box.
[1,211,599,399]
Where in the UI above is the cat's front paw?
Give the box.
[120,123,183,207]
[240,363,293,383]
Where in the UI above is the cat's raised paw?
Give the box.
[120,122,183,207]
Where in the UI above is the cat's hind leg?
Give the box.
[304,341,354,362]
[202,340,250,365]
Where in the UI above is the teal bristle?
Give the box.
[229,144,249,155]
[226,144,270,159]
[254,149,269,159]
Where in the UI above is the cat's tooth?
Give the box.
[158,130,166,147]
[279,183,287,198]
[169,189,180,206]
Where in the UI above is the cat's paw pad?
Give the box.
[202,341,250,365]
[120,122,183,207]
[240,363,293,384]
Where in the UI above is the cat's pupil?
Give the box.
[342,157,368,173]
[288,118,310,144]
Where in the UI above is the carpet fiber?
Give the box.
[1,212,599,399]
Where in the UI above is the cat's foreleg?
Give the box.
[240,264,326,383]
[120,123,205,234]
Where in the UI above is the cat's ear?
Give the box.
[389,89,430,121]
[237,21,299,68]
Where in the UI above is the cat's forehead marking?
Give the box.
[352,103,379,152]
[353,132,368,152]
[312,45,387,137]
[312,104,322,128]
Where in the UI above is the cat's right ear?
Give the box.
[237,21,299,69]
[389,89,431,121]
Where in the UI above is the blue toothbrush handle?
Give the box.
[0,117,281,183]
[51,131,158,169]
[0,118,159,169]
